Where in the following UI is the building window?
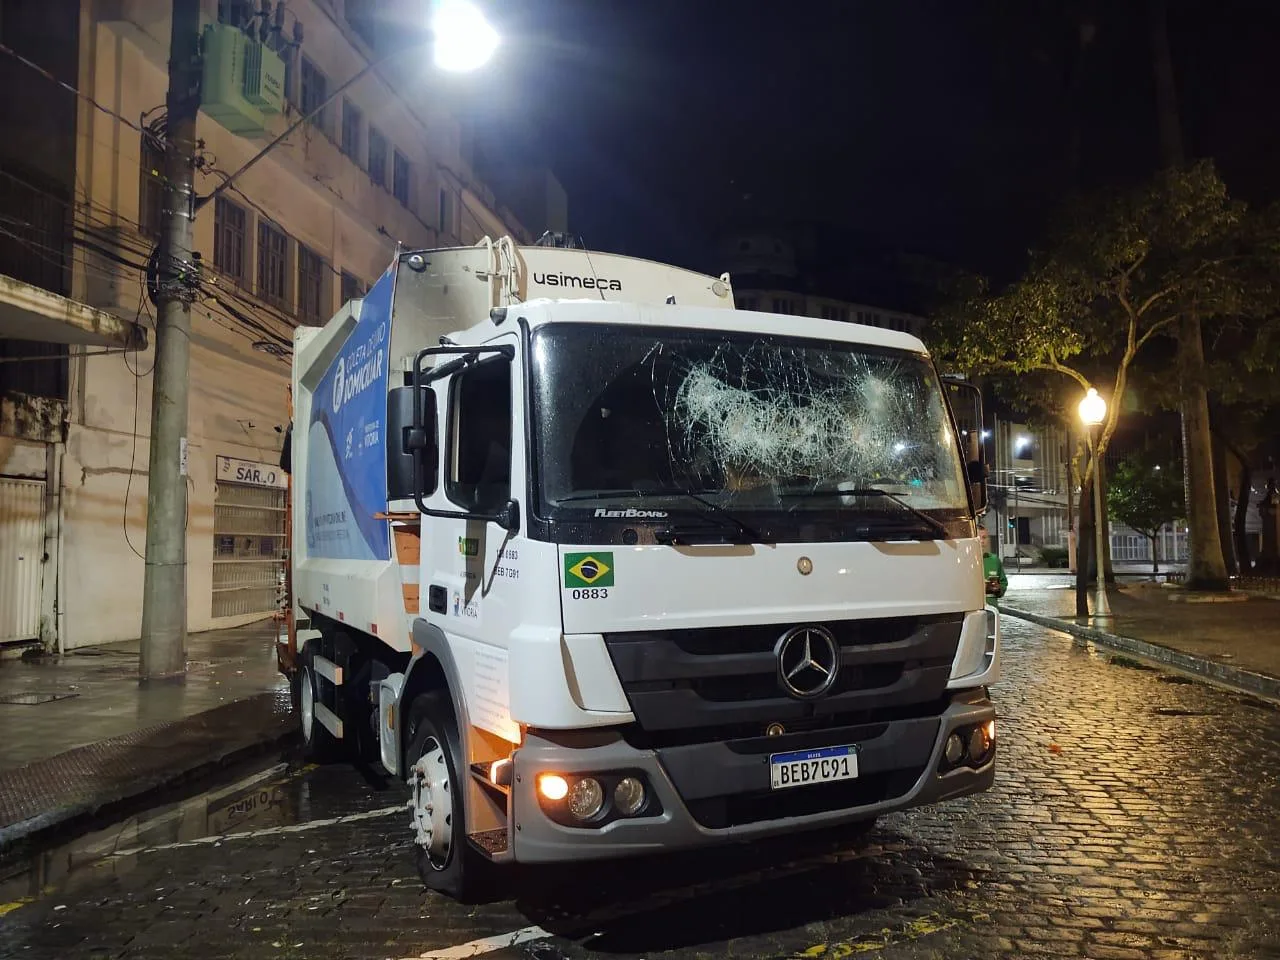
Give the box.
[139,135,165,240]
[299,57,328,131]
[771,297,793,315]
[213,197,248,285]
[341,100,362,160]
[256,220,290,308]
[735,296,758,311]
[297,244,327,324]
[340,271,366,304]
[345,0,377,48]
[368,127,388,187]
[393,150,411,207]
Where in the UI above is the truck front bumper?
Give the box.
[509,689,994,863]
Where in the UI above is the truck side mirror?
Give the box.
[943,377,988,516]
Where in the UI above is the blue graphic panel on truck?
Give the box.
[305,264,395,561]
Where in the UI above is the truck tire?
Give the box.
[295,645,341,762]
[404,691,492,902]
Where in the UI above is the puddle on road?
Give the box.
[0,762,298,909]
[0,754,402,912]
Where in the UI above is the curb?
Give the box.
[1001,606,1280,704]
[0,691,299,857]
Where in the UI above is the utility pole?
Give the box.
[140,0,202,681]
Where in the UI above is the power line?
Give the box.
[0,41,146,137]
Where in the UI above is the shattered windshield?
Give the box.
[530,324,969,532]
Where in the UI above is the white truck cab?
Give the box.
[284,238,999,900]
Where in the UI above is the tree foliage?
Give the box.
[938,162,1250,465]
[1108,457,1184,541]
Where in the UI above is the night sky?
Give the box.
[459,1,1280,286]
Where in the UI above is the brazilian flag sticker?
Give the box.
[565,552,615,588]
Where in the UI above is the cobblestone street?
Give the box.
[4,613,1280,959]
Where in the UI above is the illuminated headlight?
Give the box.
[567,777,604,820]
[614,776,646,816]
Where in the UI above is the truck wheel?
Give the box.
[404,691,491,902]
[295,646,341,762]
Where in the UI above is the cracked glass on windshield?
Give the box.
[530,324,969,536]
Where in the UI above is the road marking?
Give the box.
[108,805,405,858]
[395,926,551,959]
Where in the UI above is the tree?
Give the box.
[1108,456,1184,574]
[935,167,1224,613]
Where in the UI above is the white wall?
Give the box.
[54,0,523,649]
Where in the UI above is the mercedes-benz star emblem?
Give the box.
[774,625,840,700]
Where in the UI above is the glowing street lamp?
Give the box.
[1077,388,1111,618]
[433,0,501,72]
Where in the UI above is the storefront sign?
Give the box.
[216,454,286,489]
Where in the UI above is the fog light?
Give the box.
[967,726,991,762]
[538,773,568,801]
[944,732,964,765]
[614,777,646,816]
[985,719,996,742]
[568,777,604,820]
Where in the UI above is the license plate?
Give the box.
[769,744,859,790]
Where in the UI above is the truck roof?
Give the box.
[444,299,932,357]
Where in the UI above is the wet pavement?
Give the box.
[5,617,1280,959]
[0,622,287,771]
[1005,572,1280,683]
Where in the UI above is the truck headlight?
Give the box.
[614,776,646,816]
[567,777,604,820]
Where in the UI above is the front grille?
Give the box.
[604,614,963,744]
[685,769,920,829]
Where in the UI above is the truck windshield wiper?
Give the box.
[553,488,765,544]
[782,486,951,539]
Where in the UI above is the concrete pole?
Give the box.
[140,0,202,681]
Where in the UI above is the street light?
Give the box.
[433,0,500,71]
[1077,387,1111,618]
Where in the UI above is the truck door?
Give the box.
[422,334,524,742]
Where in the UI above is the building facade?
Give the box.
[723,232,929,337]
[0,0,539,650]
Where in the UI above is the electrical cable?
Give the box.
[0,41,147,136]
[121,279,151,560]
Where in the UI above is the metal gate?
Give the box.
[212,480,286,619]
[0,478,44,643]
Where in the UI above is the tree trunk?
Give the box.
[1150,1,1229,591]
[1235,462,1254,573]
[1151,533,1159,576]
[1212,428,1238,575]
[1180,311,1230,590]
[1076,469,1095,617]
[1099,462,1115,583]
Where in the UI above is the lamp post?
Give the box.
[1078,387,1111,618]
[139,0,499,679]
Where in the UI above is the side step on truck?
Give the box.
[278,236,1000,900]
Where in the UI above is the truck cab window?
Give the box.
[447,357,512,513]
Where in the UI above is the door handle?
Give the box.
[428,585,447,614]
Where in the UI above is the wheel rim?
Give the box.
[300,667,315,743]
[408,737,453,870]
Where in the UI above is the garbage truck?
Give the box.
[280,236,1000,900]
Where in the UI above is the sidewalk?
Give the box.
[0,621,296,854]
[1002,573,1280,701]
